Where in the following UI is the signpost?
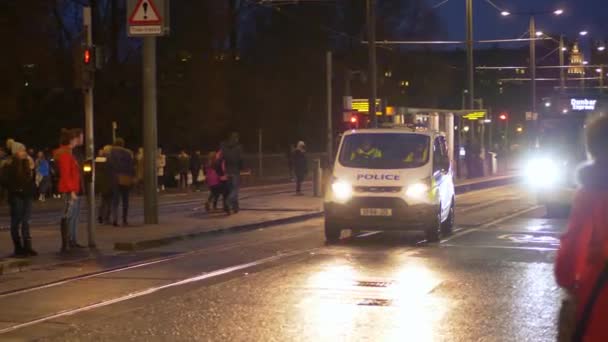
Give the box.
[127,0,168,224]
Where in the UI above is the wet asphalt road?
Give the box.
[0,184,567,341]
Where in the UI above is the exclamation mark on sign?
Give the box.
[142,1,148,19]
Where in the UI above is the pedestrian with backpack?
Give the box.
[1,147,37,257]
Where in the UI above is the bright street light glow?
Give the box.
[501,11,511,16]
[463,126,470,132]
[535,31,544,37]
[580,31,589,36]
[598,46,606,52]
[553,9,564,15]
[562,109,568,114]
[562,47,568,51]
[583,61,589,65]
[596,68,602,73]
[545,102,551,107]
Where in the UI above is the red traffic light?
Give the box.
[350,116,358,123]
[83,48,92,65]
[499,113,508,121]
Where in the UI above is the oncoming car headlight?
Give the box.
[331,179,353,202]
[525,157,561,188]
[405,182,430,198]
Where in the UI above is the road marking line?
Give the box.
[0,248,317,335]
[441,244,557,252]
[440,205,541,243]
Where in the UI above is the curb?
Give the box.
[455,175,517,194]
[0,258,32,276]
[113,211,324,251]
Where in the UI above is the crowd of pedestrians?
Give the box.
[0,129,309,259]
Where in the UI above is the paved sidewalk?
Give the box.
[0,188,322,275]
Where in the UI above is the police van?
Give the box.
[324,127,455,242]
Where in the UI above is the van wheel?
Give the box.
[325,216,341,243]
[441,199,455,236]
[425,206,442,243]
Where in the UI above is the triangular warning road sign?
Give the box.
[129,0,162,25]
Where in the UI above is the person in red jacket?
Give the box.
[555,115,608,342]
[53,129,82,253]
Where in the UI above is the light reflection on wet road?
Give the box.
[0,185,570,341]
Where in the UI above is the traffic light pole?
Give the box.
[83,7,96,248]
[326,51,333,160]
[367,0,378,128]
[143,36,159,224]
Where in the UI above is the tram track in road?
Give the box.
[0,185,528,301]
[0,185,533,336]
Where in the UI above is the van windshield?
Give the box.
[339,133,430,169]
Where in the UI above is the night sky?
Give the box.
[433,0,608,42]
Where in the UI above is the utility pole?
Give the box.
[600,65,605,94]
[143,36,158,224]
[529,16,537,116]
[466,0,474,109]
[559,35,566,93]
[326,51,333,159]
[367,0,377,128]
[83,7,96,248]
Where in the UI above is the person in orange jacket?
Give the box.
[53,129,82,253]
[555,115,608,342]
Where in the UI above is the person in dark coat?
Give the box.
[96,145,113,225]
[108,138,135,226]
[221,132,243,213]
[293,141,308,195]
[1,148,37,257]
[555,115,608,341]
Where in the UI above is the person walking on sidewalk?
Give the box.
[177,150,190,190]
[96,145,113,225]
[35,151,51,202]
[54,129,82,253]
[1,147,37,257]
[108,138,134,227]
[191,150,203,191]
[204,151,229,213]
[222,132,243,213]
[555,115,608,341]
[157,147,166,191]
[293,141,308,195]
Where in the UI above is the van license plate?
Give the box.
[360,208,392,217]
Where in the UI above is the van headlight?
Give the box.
[405,182,430,198]
[331,179,353,202]
[525,157,560,188]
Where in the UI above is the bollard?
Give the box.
[313,159,322,197]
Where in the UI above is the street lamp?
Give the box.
[554,9,564,15]
[501,11,511,16]
[580,31,589,36]
[535,31,544,37]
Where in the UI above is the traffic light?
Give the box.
[499,113,508,121]
[349,115,359,129]
[83,47,92,65]
[82,159,93,185]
